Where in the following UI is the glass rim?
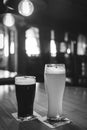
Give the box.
[15,76,36,85]
[15,76,36,79]
[44,64,65,74]
[45,64,65,67]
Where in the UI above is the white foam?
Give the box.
[45,64,65,74]
[15,76,36,85]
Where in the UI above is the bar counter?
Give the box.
[0,82,87,130]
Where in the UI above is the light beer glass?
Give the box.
[44,64,66,120]
[15,76,36,120]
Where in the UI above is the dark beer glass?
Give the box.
[15,76,36,119]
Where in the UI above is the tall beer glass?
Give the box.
[15,76,36,119]
[44,64,66,120]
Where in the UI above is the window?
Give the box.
[60,42,67,53]
[0,25,5,57]
[0,29,4,50]
[50,39,57,57]
[25,27,40,57]
[50,30,57,57]
[4,28,9,57]
[77,34,86,55]
[10,30,15,54]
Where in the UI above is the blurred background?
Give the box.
[0,0,87,86]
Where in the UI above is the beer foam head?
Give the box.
[45,64,65,74]
[15,76,36,85]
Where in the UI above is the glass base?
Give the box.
[37,116,71,128]
[47,115,65,121]
[12,111,39,122]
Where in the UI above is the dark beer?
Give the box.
[15,76,36,118]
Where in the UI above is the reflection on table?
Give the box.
[0,83,87,130]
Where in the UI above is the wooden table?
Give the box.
[0,82,87,130]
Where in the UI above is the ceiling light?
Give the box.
[3,13,15,27]
[18,0,34,16]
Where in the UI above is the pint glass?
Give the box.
[44,64,66,120]
[15,76,36,119]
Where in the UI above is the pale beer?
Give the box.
[44,64,65,119]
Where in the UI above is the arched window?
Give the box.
[0,25,4,50]
[77,34,86,55]
[25,27,40,57]
[50,30,57,57]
